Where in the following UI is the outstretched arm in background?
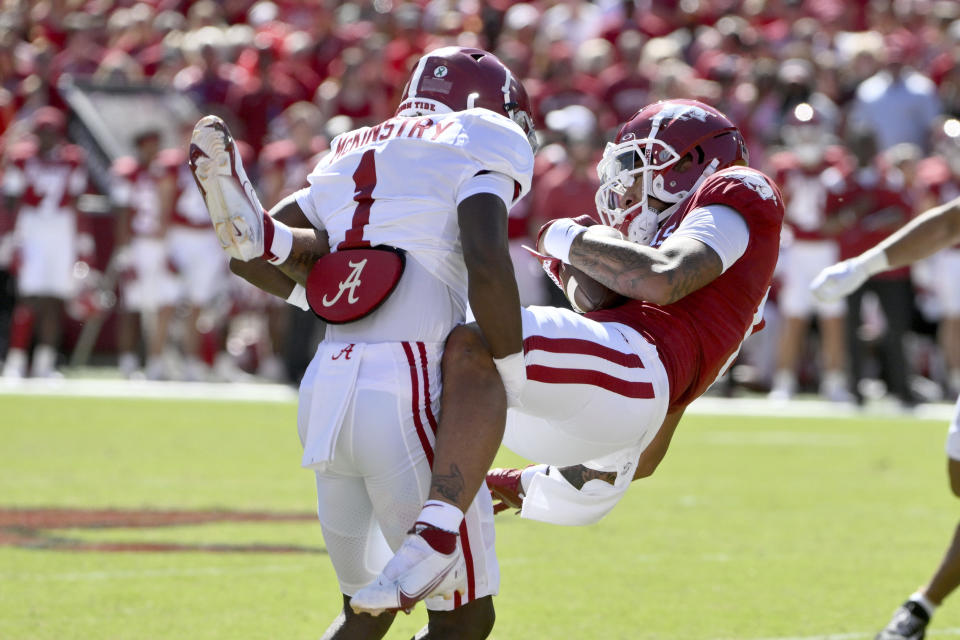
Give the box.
[812,195,960,302]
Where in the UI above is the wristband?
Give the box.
[262,214,294,265]
[856,246,890,276]
[542,218,588,264]
[493,351,526,408]
[285,283,309,310]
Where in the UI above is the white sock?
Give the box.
[2,348,27,377]
[32,344,57,377]
[417,500,464,533]
[909,592,937,618]
[772,369,796,393]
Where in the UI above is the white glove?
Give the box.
[810,247,889,303]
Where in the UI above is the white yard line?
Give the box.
[0,377,297,403]
[713,630,960,640]
[0,377,954,421]
[0,563,309,582]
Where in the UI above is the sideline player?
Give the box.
[350,99,785,612]
[1,107,91,378]
[189,47,537,639]
[812,194,960,640]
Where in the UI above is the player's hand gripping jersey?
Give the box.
[296,108,533,343]
[588,167,784,410]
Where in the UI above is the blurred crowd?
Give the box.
[1,0,960,404]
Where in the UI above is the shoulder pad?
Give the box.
[111,156,139,178]
[8,140,38,163]
[697,167,782,209]
[916,156,951,188]
[260,139,296,165]
[59,144,87,165]
[156,147,185,171]
[457,109,535,201]
[768,151,797,173]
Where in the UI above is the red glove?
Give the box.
[486,467,526,515]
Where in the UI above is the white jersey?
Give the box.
[296,108,534,343]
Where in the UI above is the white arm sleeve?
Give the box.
[294,187,326,231]
[455,171,515,210]
[670,203,750,272]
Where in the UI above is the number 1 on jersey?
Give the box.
[339,149,377,250]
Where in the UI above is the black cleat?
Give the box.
[875,600,930,640]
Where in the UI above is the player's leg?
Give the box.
[876,404,960,640]
[31,295,63,377]
[316,482,398,640]
[418,596,495,639]
[320,593,395,640]
[875,279,914,405]
[350,342,498,624]
[2,296,35,378]
[818,311,852,403]
[942,315,960,398]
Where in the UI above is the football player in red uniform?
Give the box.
[812,195,960,640]
[352,99,784,613]
[767,103,853,402]
[1,107,91,379]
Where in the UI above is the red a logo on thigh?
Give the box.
[331,344,355,360]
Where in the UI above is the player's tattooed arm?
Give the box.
[228,195,329,294]
[274,227,330,285]
[569,232,723,305]
[431,463,466,503]
[555,465,618,489]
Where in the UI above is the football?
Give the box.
[559,225,626,313]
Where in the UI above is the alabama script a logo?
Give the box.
[321,258,368,307]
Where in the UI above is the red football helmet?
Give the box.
[595,99,747,245]
[395,46,538,152]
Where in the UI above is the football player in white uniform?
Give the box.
[189,47,536,639]
[812,195,960,640]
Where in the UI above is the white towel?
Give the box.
[519,445,641,526]
[299,342,366,471]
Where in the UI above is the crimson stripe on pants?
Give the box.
[410,342,477,603]
[402,342,434,465]
[523,335,645,368]
[417,342,439,435]
[458,519,476,602]
[525,364,655,399]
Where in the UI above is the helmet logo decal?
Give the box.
[433,65,448,78]
[659,104,710,122]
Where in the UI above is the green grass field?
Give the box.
[1,392,958,639]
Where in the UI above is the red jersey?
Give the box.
[156,148,208,229]
[588,167,784,410]
[771,147,848,241]
[831,165,914,277]
[2,141,87,215]
[917,156,960,250]
[110,156,165,238]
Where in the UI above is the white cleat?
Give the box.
[189,115,265,261]
[350,524,465,616]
